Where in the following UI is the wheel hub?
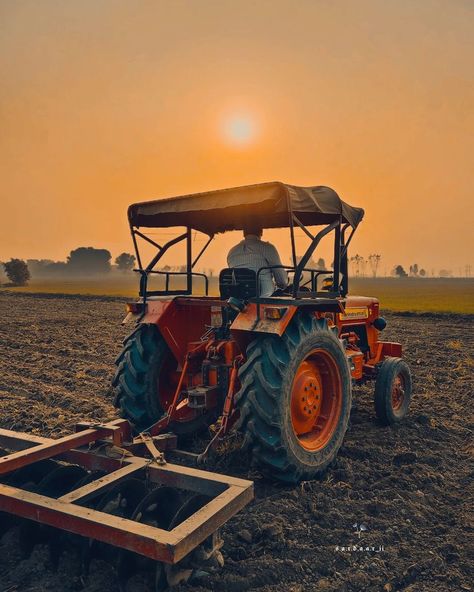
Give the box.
[291,361,323,428]
[391,374,405,410]
[290,349,342,452]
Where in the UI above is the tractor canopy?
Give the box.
[128,182,364,235]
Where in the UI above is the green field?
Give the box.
[1,276,473,314]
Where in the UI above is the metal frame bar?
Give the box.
[0,423,253,565]
[192,233,214,269]
[292,219,340,297]
[332,216,342,293]
[134,229,163,250]
[292,213,315,240]
[287,193,297,270]
[186,226,192,294]
[0,424,123,475]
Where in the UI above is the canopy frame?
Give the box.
[129,213,352,304]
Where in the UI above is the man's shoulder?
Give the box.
[228,241,245,255]
[261,240,278,251]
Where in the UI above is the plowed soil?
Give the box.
[0,293,472,592]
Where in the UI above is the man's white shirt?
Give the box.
[227,235,288,297]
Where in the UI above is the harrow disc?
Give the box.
[48,470,106,569]
[82,477,148,575]
[19,463,88,558]
[117,490,222,592]
[0,458,59,538]
[157,494,223,592]
[117,486,184,591]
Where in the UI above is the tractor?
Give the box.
[114,182,412,483]
[0,182,412,590]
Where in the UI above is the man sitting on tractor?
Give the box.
[227,222,288,296]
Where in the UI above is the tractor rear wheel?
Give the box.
[113,324,214,435]
[374,357,412,425]
[235,313,352,483]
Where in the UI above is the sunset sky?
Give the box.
[1,0,473,274]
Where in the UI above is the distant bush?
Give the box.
[4,259,30,286]
[115,252,136,272]
[393,265,408,278]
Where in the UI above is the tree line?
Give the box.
[349,254,431,278]
[1,248,136,286]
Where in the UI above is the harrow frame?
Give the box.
[0,419,253,564]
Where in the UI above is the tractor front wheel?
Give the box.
[374,357,412,425]
[235,314,352,483]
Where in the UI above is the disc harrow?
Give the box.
[0,419,253,591]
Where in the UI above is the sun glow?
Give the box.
[222,114,257,146]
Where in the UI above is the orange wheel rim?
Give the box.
[391,374,405,411]
[290,349,342,451]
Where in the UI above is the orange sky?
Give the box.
[1,0,473,274]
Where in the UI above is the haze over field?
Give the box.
[1,0,473,272]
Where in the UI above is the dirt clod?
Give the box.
[237,528,253,543]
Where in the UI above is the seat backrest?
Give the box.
[219,268,258,300]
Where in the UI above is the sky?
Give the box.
[1,0,473,275]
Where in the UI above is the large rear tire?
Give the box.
[113,324,214,435]
[234,313,352,483]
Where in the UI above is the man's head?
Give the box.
[243,222,263,238]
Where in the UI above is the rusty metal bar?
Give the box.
[58,463,144,504]
[0,482,177,562]
[0,428,50,450]
[172,482,254,562]
[0,427,116,475]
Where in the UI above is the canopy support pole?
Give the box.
[186,227,192,294]
[192,234,214,269]
[287,195,297,272]
[332,217,342,293]
[292,220,339,297]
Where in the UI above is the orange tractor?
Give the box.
[114,182,412,482]
[0,182,412,590]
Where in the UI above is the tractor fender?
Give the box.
[140,299,172,324]
[230,300,345,337]
[230,303,298,336]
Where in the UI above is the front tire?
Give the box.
[374,357,412,425]
[234,314,352,483]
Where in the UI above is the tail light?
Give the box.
[126,302,144,314]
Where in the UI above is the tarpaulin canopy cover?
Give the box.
[128,182,364,235]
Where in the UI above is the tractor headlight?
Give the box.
[373,317,387,331]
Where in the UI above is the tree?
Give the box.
[368,254,381,278]
[409,263,419,277]
[4,259,30,286]
[316,258,326,270]
[66,247,111,274]
[350,254,364,277]
[419,268,426,277]
[115,252,135,272]
[393,265,408,278]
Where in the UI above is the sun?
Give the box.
[222,114,257,147]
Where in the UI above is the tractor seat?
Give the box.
[219,268,258,300]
